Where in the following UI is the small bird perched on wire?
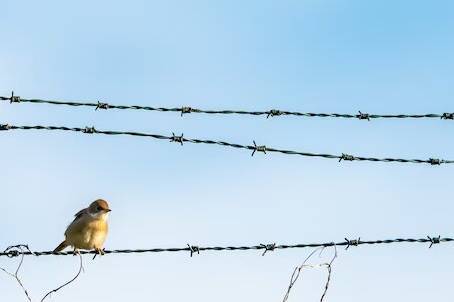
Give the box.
[54,199,111,255]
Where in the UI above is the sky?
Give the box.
[1,0,454,301]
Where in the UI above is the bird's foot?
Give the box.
[92,248,105,260]
[72,249,80,256]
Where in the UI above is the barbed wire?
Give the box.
[0,245,33,302]
[1,123,453,165]
[1,245,85,302]
[2,92,454,120]
[0,236,450,258]
[1,238,446,302]
[0,244,339,302]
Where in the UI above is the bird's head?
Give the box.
[88,199,112,219]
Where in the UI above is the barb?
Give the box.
[251,140,266,157]
[82,126,97,134]
[428,235,441,248]
[187,244,200,257]
[1,123,453,166]
[339,153,355,162]
[95,101,109,110]
[0,123,11,130]
[2,91,21,103]
[40,253,84,302]
[356,111,370,121]
[1,236,452,258]
[441,113,454,120]
[1,94,452,121]
[0,245,34,302]
[344,237,361,250]
[170,132,184,145]
[267,109,283,118]
[429,158,443,165]
[181,106,192,116]
[260,243,276,256]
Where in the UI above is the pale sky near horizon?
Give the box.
[1,1,454,301]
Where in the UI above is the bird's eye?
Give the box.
[97,206,103,211]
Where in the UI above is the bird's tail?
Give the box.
[53,240,68,252]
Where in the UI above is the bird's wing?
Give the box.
[64,208,88,236]
[74,208,88,220]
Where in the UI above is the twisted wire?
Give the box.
[1,123,453,165]
[1,94,453,120]
[0,237,451,257]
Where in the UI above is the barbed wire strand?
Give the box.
[1,124,453,166]
[1,245,84,302]
[40,254,83,302]
[0,236,449,258]
[1,93,454,120]
[0,238,446,302]
[1,245,336,302]
[0,245,34,302]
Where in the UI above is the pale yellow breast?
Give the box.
[65,214,109,250]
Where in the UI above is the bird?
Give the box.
[54,199,111,255]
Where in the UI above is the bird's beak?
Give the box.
[105,209,112,212]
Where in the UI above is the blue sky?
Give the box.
[1,1,454,301]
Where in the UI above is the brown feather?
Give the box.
[64,207,109,250]
[53,240,68,252]
[74,208,88,220]
[55,199,110,251]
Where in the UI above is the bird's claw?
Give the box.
[92,248,105,260]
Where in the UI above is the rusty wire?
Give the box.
[0,245,34,302]
[282,245,337,302]
[1,93,453,121]
[1,245,85,302]
[40,254,84,302]
[1,123,453,165]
